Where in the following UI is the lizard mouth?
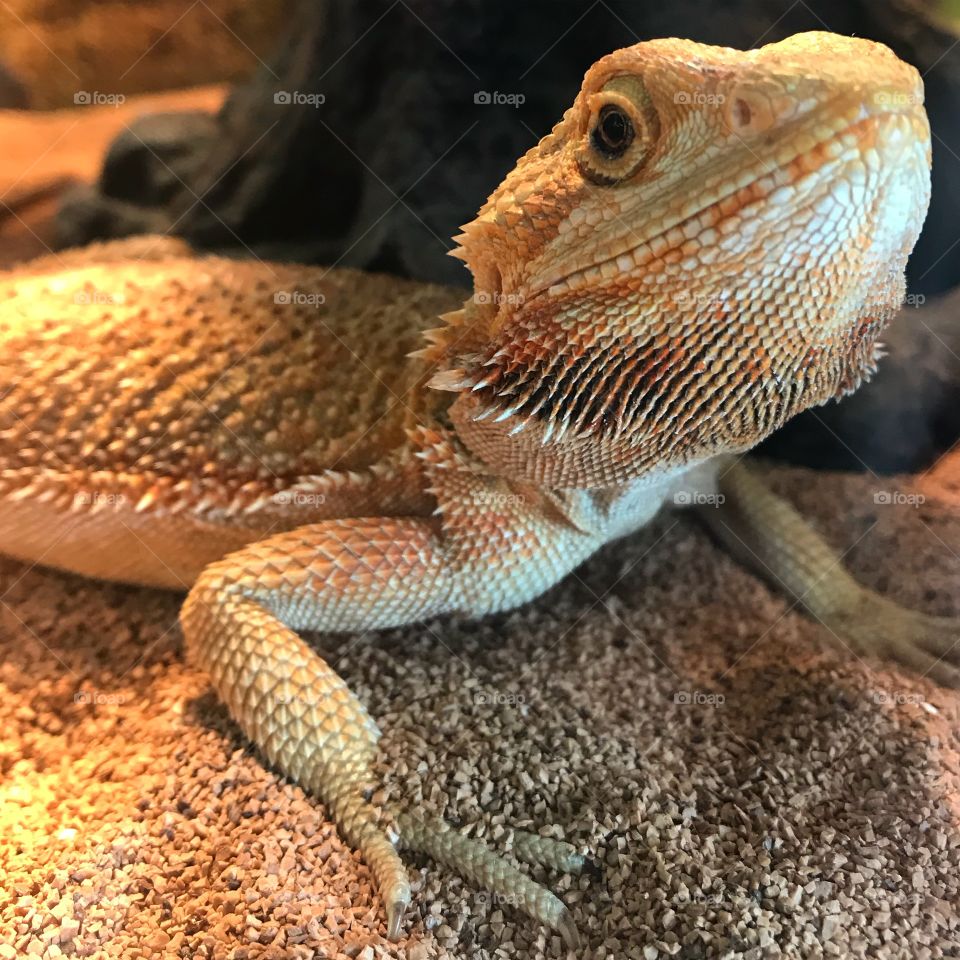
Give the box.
[524,107,923,303]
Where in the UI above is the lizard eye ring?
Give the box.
[577,81,658,185]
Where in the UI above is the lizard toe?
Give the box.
[824,593,960,688]
[395,808,581,946]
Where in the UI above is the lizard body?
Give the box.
[0,240,452,586]
[0,32,950,946]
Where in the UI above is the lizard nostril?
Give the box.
[722,88,778,136]
[734,97,752,128]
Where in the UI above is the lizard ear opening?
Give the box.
[577,76,659,185]
[472,262,503,312]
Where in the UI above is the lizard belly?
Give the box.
[0,455,434,589]
[0,495,260,588]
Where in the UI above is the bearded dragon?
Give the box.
[0,32,947,947]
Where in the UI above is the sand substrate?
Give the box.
[2,460,959,959]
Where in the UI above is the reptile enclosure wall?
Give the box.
[0,2,959,958]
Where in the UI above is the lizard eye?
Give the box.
[578,80,658,185]
[592,104,634,157]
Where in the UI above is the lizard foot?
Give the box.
[823,590,960,688]
[395,810,582,948]
[703,461,960,688]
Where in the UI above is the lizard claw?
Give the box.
[386,898,407,941]
[556,906,581,951]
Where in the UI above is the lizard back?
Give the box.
[0,239,461,584]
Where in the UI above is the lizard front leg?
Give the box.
[180,435,596,944]
[698,460,960,685]
[181,518,444,939]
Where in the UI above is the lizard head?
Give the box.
[427,32,931,488]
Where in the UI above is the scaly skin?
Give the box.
[0,33,949,945]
